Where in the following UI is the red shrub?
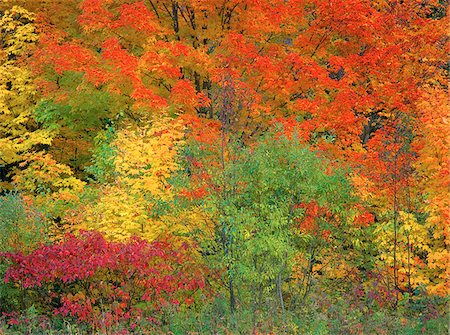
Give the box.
[2,231,204,329]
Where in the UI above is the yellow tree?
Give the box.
[0,6,53,189]
[414,87,449,296]
[0,6,85,242]
[11,152,86,241]
[81,116,204,241]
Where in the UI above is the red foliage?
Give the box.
[354,211,375,228]
[180,186,208,200]
[170,79,200,108]
[2,231,204,329]
[295,201,336,241]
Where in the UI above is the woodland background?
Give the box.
[0,0,448,334]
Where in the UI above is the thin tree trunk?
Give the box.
[393,156,399,308]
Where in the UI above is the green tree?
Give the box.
[178,132,354,318]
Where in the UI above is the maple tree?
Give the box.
[0,0,448,333]
[28,0,446,142]
[78,116,190,241]
[412,87,449,297]
[0,6,54,190]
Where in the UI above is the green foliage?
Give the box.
[85,126,117,183]
[0,192,46,252]
[34,81,112,132]
[179,133,355,312]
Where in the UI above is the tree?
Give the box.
[413,87,449,297]
[79,116,188,241]
[11,152,86,241]
[0,6,54,189]
[29,0,447,146]
[178,131,354,316]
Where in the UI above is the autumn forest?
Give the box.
[0,0,448,334]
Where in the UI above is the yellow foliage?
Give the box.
[350,173,376,203]
[80,116,206,242]
[0,6,37,60]
[82,185,150,241]
[12,152,85,195]
[12,152,86,241]
[0,7,84,240]
[374,211,433,290]
[0,6,54,186]
[414,87,450,295]
[114,117,185,198]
